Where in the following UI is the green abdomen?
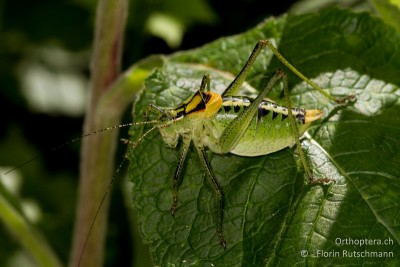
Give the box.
[205,96,310,156]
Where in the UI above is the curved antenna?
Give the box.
[77,120,173,267]
[4,120,160,175]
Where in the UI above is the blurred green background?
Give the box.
[0,0,384,266]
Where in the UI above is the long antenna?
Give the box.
[77,123,161,266]
[4,120,159,175]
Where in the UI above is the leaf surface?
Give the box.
[128,9,400,266]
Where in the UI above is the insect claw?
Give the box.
[216,229,226,249]
[121,138,141,148]
[121,138,130,144]
[220,238,227,249]
[309,176,335,185]
[335,94,357,104]
[171,205,177,216]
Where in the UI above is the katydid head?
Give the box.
[164,90,223,121]
[203,92,222,118]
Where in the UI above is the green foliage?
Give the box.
[128,8,400,266]
[371,0,400,32]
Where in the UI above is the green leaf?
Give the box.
[128,8,400,266]
[371,0,400,32]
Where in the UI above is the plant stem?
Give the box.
[69,0,128,266]
[0,182,63,267]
